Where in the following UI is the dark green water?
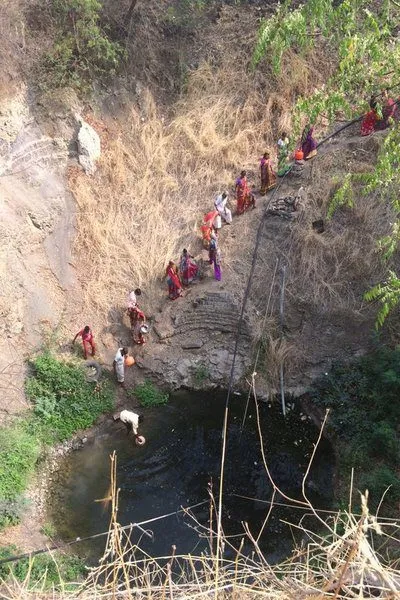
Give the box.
[48,391,334,563]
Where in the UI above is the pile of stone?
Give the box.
[267,193,302,219]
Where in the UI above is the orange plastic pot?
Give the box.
[294,149,304,160]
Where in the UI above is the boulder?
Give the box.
[77,117,101,175]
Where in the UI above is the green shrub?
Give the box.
[0,353,115,530]
[25,353,115,442]
[369,422,400,463]
[310,347,400,510]
[38,0,125,90]
[0,425,40,501]
[131,381,169,407]
[359,466,400,508]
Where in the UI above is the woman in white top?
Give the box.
[214,192,233,224]
[127,288,142,309]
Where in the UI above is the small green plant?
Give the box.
[326,174,354,220]
[41,521,57,538]
[132,381,169,407]
[164,0,207,28]
[0,545,86,588]
[364,271,400,329]
[194,363,210,384]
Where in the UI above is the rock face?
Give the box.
[77,117,101,175]
[137,290,252,389]
[0,92,78,420]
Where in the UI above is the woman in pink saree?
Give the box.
[179,249,198,285]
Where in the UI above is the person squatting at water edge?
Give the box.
[259,151,276,195]
[214,191,232,224]
[235,170,256,215]
[166,260,183,300]
[179,249,199,286]
[114,346,128,384]
[73,325,96,359]
[114,410,145,445]
[209,232,222,281]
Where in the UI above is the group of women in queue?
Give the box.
[165,127,319,299]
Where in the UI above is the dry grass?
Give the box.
[259,333,297,395]
[0,0,26,99]
[287,147,396,311]
[70,13,332,319]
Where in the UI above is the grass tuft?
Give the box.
[130,380,169,407]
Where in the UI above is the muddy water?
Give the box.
[49,391,334,563]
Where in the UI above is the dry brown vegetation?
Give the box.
[287,136,396,312]
[71,35,333,319]
[0,0,26,99]
[68,1,398,392]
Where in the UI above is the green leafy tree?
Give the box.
[253,0,400,136]
[41,0,124,89]
[364,271,400,329]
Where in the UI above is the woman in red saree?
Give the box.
[128,305,146,345]
[361,109,377,136]
[235,170,255,215]
[260,152,277,195]
[166,260,183,300]
[376,90,396,130]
